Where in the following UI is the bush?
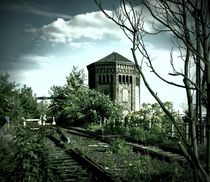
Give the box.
[0,125,55,181]
[127,127,165,144]
[109,139,132,155]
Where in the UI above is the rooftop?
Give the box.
[96,52,133,64]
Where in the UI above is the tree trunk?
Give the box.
[207,62,210,175]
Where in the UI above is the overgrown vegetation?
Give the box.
[88,102,183,142]
[66,132,193,182]
[87,102,206,172]
[0,125,55,181]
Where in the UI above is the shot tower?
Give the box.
[87,52,140,113]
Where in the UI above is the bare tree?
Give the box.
[95,0,210,181]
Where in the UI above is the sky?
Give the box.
[0,0,187,112]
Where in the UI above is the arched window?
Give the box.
[123,75,125,84]
[103,75,106,84]
[122,88,128,102]
[110,75,113,83]
[119,75,122,83]
[126,75,129,84]
[104,89,109,95]
[136,77,140,86]
[99,75,102,84]
[106,75,109,84]
[130,76,132,84]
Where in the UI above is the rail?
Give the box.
[47,134,119,182]
[64,126,186,165]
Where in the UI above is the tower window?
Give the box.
[106,75,109,84]
[99,75,102,84]
[126,75,129,84]
[136,77,140,86]
[122,88,128,102]
[119,75,122,83]
[123,75,125,84]
[103,75,106,84]
[130,76,132,84]
[104,89,109,95]
[110,75,113,83]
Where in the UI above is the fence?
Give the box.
[170,116,207,144]
[22,116,56,126]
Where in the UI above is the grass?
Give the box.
[64,131,193,182]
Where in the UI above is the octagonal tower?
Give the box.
[87,52,140,113]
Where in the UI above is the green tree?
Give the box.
[49,67,123,127]
[0,73,21,125]
[64,86,123,126]
[18,85,40,119]
[48,85,66,123]
[0,73,40,126]
[66,66,86,91]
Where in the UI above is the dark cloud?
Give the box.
[0,54,41,72]
[0,3,72,19]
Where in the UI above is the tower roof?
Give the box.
[96,52,133,64]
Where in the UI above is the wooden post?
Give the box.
[52,116,56,125]
[185,122,189,142]
[171,123,175,138]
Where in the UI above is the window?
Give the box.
[136,77,140,86]
[130,76,132,84]
[122,75,125,84]
[99,75,102,84]
[106,75,109,84]
[122,89,128,102]
[104,89,109,95]
[110,75,113,83]
[119,75,122,83]
[126,75,129,83]
[103,75,106,84]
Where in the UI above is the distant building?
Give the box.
[87,52,140,114]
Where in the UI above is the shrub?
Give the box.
[109,139,132,155]
[0,125,55,181]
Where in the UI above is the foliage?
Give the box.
[0,73,20,125]
[18,85,41,119]
[128,127,165,144]
[86,122,104,132]
[12,126,53,181]
[0,73,40,126]
[109,139,132,155]
[87,101,183,144]
[126,102,183,137]
[0,125,54,181]
[37,100,49,116]
[0,132,16,180]
[124,157,192,182]
[49,67,123,127]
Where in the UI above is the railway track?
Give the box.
[63,126,186,164]
[45,134,118,182]
[45,137,93,182]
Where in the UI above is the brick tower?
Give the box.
[87,52,140,113]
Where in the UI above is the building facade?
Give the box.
[87,52,140,113]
